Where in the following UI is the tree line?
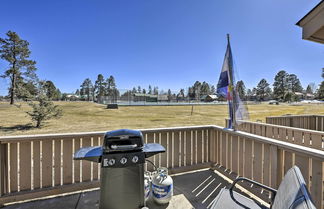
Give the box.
[236,70,323,102]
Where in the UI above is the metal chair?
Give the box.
[211,166,316,209]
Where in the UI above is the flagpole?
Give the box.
[226,34,237,131]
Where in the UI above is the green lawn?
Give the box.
[0,101,323,136]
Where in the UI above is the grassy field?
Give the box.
[0,101,324,136]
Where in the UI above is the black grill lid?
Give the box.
[104,129,144,152]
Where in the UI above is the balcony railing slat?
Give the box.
[295,153,311,187]
[20,141,32,191]
[160,131,168,168]
[33,140,41,190]
[81,137,92,182]
[9,143,18,193]
[173,131,180,168]
[54,139,61,186]
[42,140,53,188]
[253,141,262,183]
[263,143,270,187]
[311,158,323,209]
[73,138,81,183]
[63,139,73,185]
[231,135,239,174]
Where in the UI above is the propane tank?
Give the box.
[144,171,151,202]
[151,167,173,204]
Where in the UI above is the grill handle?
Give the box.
[110,144,138,150]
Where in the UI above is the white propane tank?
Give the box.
[152,167,173,204]
[144,171,151,202]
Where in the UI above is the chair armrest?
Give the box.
[229,177,277,203]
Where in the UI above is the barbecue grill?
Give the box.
[74,129,165,209]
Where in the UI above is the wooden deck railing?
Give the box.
[230,119,324,151]
[266,115,324,131]
[0,125,323,208]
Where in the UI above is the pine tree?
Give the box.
[306,84,313,94]
[167,89,172,102]
[137,86,141,94]
[273,70,289,101]
[236,80,246,100]
[256,79,271,101]
[148,85,152,94]
[95,74,106,98]
[153,86,159,95]
[106,76,118,102]
[0,31,37,104]
[80,78,93,101]
[317,82,324,100]
[42,80,58,100]
[27,95,62,128]
[200,82,210,96]
[287,74,303,93]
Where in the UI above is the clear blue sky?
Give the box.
[0,0,323,95]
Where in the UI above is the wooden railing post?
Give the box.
[0,143,8,197]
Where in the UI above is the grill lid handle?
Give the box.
[110,144,138,150]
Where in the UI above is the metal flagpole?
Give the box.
[226,34,237,131]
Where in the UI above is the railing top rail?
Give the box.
[238,120,324,134]
[266,114,324,118]
[212,125,324,159]
[0,125,216,143]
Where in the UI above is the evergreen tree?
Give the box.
[287,74,303,93]
[106,76,118,102]
[317,82,324,100]
[55,89,62,100]
[246,89,252,101]
[273,70,289,101]
[42,80,58,100]
[167,89,172,102]
[200,82,210,96]
[210,85,216,94]
[256,79,271,101]
[236,80,246,100]
[94,74,106,98]
[75,89,80,96]
[17,79,38,101]
[132,87,137,94]
[80,78,93,101]
[148,85,152,94]
[193,81,201,100]
[306,84,314,94]
[0,31,37,104]
[27,95,62,128]
[142,89,146,94]
[153,86,159,95]
[137,86,141,94]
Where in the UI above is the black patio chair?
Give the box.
[211,166,316,209]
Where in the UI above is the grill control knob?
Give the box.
[132,156,139,163]
[108,159,115,166]
[120,157,127,164]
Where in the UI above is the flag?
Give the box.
[216,35,249,129]
[216,42,233,101]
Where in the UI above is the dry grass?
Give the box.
[0,101,324,136]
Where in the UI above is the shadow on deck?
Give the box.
[3,168,270,209]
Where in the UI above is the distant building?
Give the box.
[296,1,324,44]
[133,93,157,102]
[157,95,169,102]
[201,95,218,102]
